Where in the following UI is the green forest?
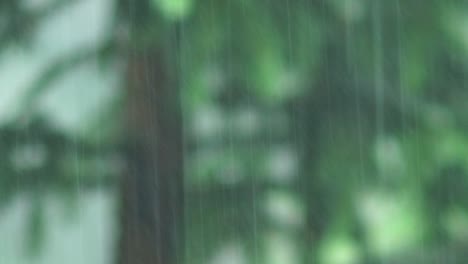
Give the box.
[1,0,468,263]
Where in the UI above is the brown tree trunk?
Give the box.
[117,47,184,264]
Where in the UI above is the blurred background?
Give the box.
[1,0,468,263]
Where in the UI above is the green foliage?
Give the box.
[2,0,468,262]
[151,0,194,20]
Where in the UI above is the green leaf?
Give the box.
[318,228,361,264]
[151,0,194,21]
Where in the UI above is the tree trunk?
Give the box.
[118,47,184,264]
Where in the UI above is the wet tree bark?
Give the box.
[117,47,184,264]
